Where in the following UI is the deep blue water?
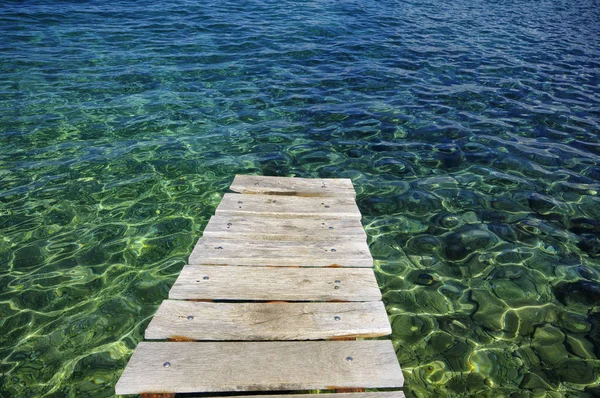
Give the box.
[1,0,600,396]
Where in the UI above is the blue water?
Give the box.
[1,0,600,396]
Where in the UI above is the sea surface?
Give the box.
[1,0,600,396]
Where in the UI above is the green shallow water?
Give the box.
[1,0,600,396]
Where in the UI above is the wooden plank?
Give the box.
[230,175,356,198]
[216,193,362,219]
[188,238,373,267]
[203,215,367,241]
[207,393,406,398]
[145,301,391,340]
[169,266,382,301]
[114,340,404,394]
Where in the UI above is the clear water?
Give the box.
[1,0,600,396]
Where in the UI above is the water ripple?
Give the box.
[1,0,600,396]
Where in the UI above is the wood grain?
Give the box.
[188,238,373,267]
[203,215,367,241]
[114,340,404,394]
[145,301,391,340]
[230,175,356,198]
[169,266,382,301]
[216,193,362,219]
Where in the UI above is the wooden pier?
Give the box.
[115,175,404,397]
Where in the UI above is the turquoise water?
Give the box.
[1,0,600,396]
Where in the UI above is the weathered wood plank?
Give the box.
[207,393,406,398]
[216,193,362,219]
[230,175,356,198]
[169,266,381,301]
[114,340,403,394]
[145,301,391,340]
[189,238,373,267]
[203,215,367,241]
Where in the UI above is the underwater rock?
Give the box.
[526,193,561,215]
[438,280,467,301]
[407,254,442,269]
[585,385,600,397]
[438,315,474,336]
[565,335,597,359]
[519,370,558,390]
[12,244,45,271]
[46,209,74,226]
[533,324,564,345]
[588,311,600,357]
[491,279,535,306]
[415,360,450,385]
[477,210,511,223]
[517,346,542,369]
[553,280,600,306]
[410,288,454,315]
[569,217,600,235]
[509,305,558,337]
[471,289,508,331]
[577,234,600,257]
[531,325,569,366]
[556,359,596,384]
[359,196,399,216]
[578,265,599,280]
[426,331,455,354]
[487,223,519,243]
[490,195,529,213]
[556,311,591,334]
[391,314,434,344]
[443,340,472,372]
[415,273,435,286]
[443,224,498,261]
[383,275,408,291]
[395,189,443,216]
[435,144,463,169]
[373,158,412,175]
[492,249,534,265]
[427,332,454,354]
[416,176,459,191]
[430,213,463,230]
[489,265,553,306]
[468,348,522,387]
[436,189,484,212]
[405,234,443,255]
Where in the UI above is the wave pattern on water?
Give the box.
[1,0,600,396]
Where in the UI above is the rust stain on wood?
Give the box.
[168,336,196,342]
[329,336,358,341]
